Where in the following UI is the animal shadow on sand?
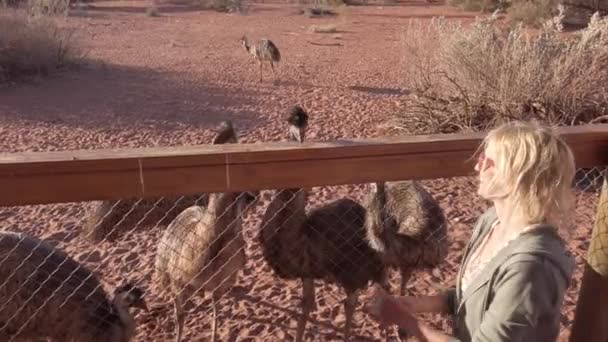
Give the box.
[78,3,207,15]
[348,85,410,96]
[0,62,263,132]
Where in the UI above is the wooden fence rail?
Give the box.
[1,124,608,206]
[1,124,608,341]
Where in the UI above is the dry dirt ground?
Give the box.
[0,1,601,341]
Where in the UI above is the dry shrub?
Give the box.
[300,6,337,17]
[0,10,81,82]
[1,0,23,7]
[146,5,160,16]
[447,0,502,13]
[26,0,70,16]
[199,0,244,13]
[299,0,343,18]
[508,0,558,27]
[395,9,608,135]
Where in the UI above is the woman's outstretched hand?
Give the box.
[365,285,456,342]
[365,285,419,330]
[367,285,449,317]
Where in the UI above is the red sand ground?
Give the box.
[0,1,600,341]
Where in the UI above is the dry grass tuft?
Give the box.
[27,0,70,16]
[395,9,608,135]
[447,0,502,13]
[308,23,339,33]
[199,0,245,13]
[146,5,160,16]
[0,10,82,83]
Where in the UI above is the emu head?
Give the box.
[113,282,148,311]
[239,35,249,49]
[287,106,309,143]
[212,120,238,144]
[239,190,259,210]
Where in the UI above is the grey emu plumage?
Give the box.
[0,231,147,341]
[258,106,388,341]
[364,180,449,296]
[240,35,281,82]
[154,121,259,342]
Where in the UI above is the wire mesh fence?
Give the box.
[0,165,605,341]
[586,174,608,276]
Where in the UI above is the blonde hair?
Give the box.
[479,121,576,231]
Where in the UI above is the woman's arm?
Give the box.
[367,286,463,341]
[368,256,565,342]
[396,314,461,342]
[369,290,462,342]
[407,258,564,342]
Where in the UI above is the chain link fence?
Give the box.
[0,165,605,341]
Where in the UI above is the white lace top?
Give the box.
[461,220,500,293]
[461,220,537,293]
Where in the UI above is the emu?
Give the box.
[240,35,281,82]
[364,180,448,295]
[364,181,448,340]
[83,121,238,243]
[0,231,147,341]
[154,121,259,342]
[258,106,388,341]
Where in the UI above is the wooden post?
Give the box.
[570,173,608,342]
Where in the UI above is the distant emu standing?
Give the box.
[240,35,281,82]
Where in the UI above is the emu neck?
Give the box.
[204,193,242,234]
[265,188,306,235]
[365,185,388,253]
[243,41,253,54]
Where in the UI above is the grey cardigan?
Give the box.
[445,207,575,342]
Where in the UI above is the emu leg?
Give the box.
[211,294,219,342]
[344,290,358,341]
[295,278,315,342]
[258,61,263,82]
[173,293,186,342]
[397,268,414,341]
[378,273,397,342]
[399,268,412,297]
[270,61,277,79]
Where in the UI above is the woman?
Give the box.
[367,121,576,342]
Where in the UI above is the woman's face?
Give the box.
[475,148,496,198]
